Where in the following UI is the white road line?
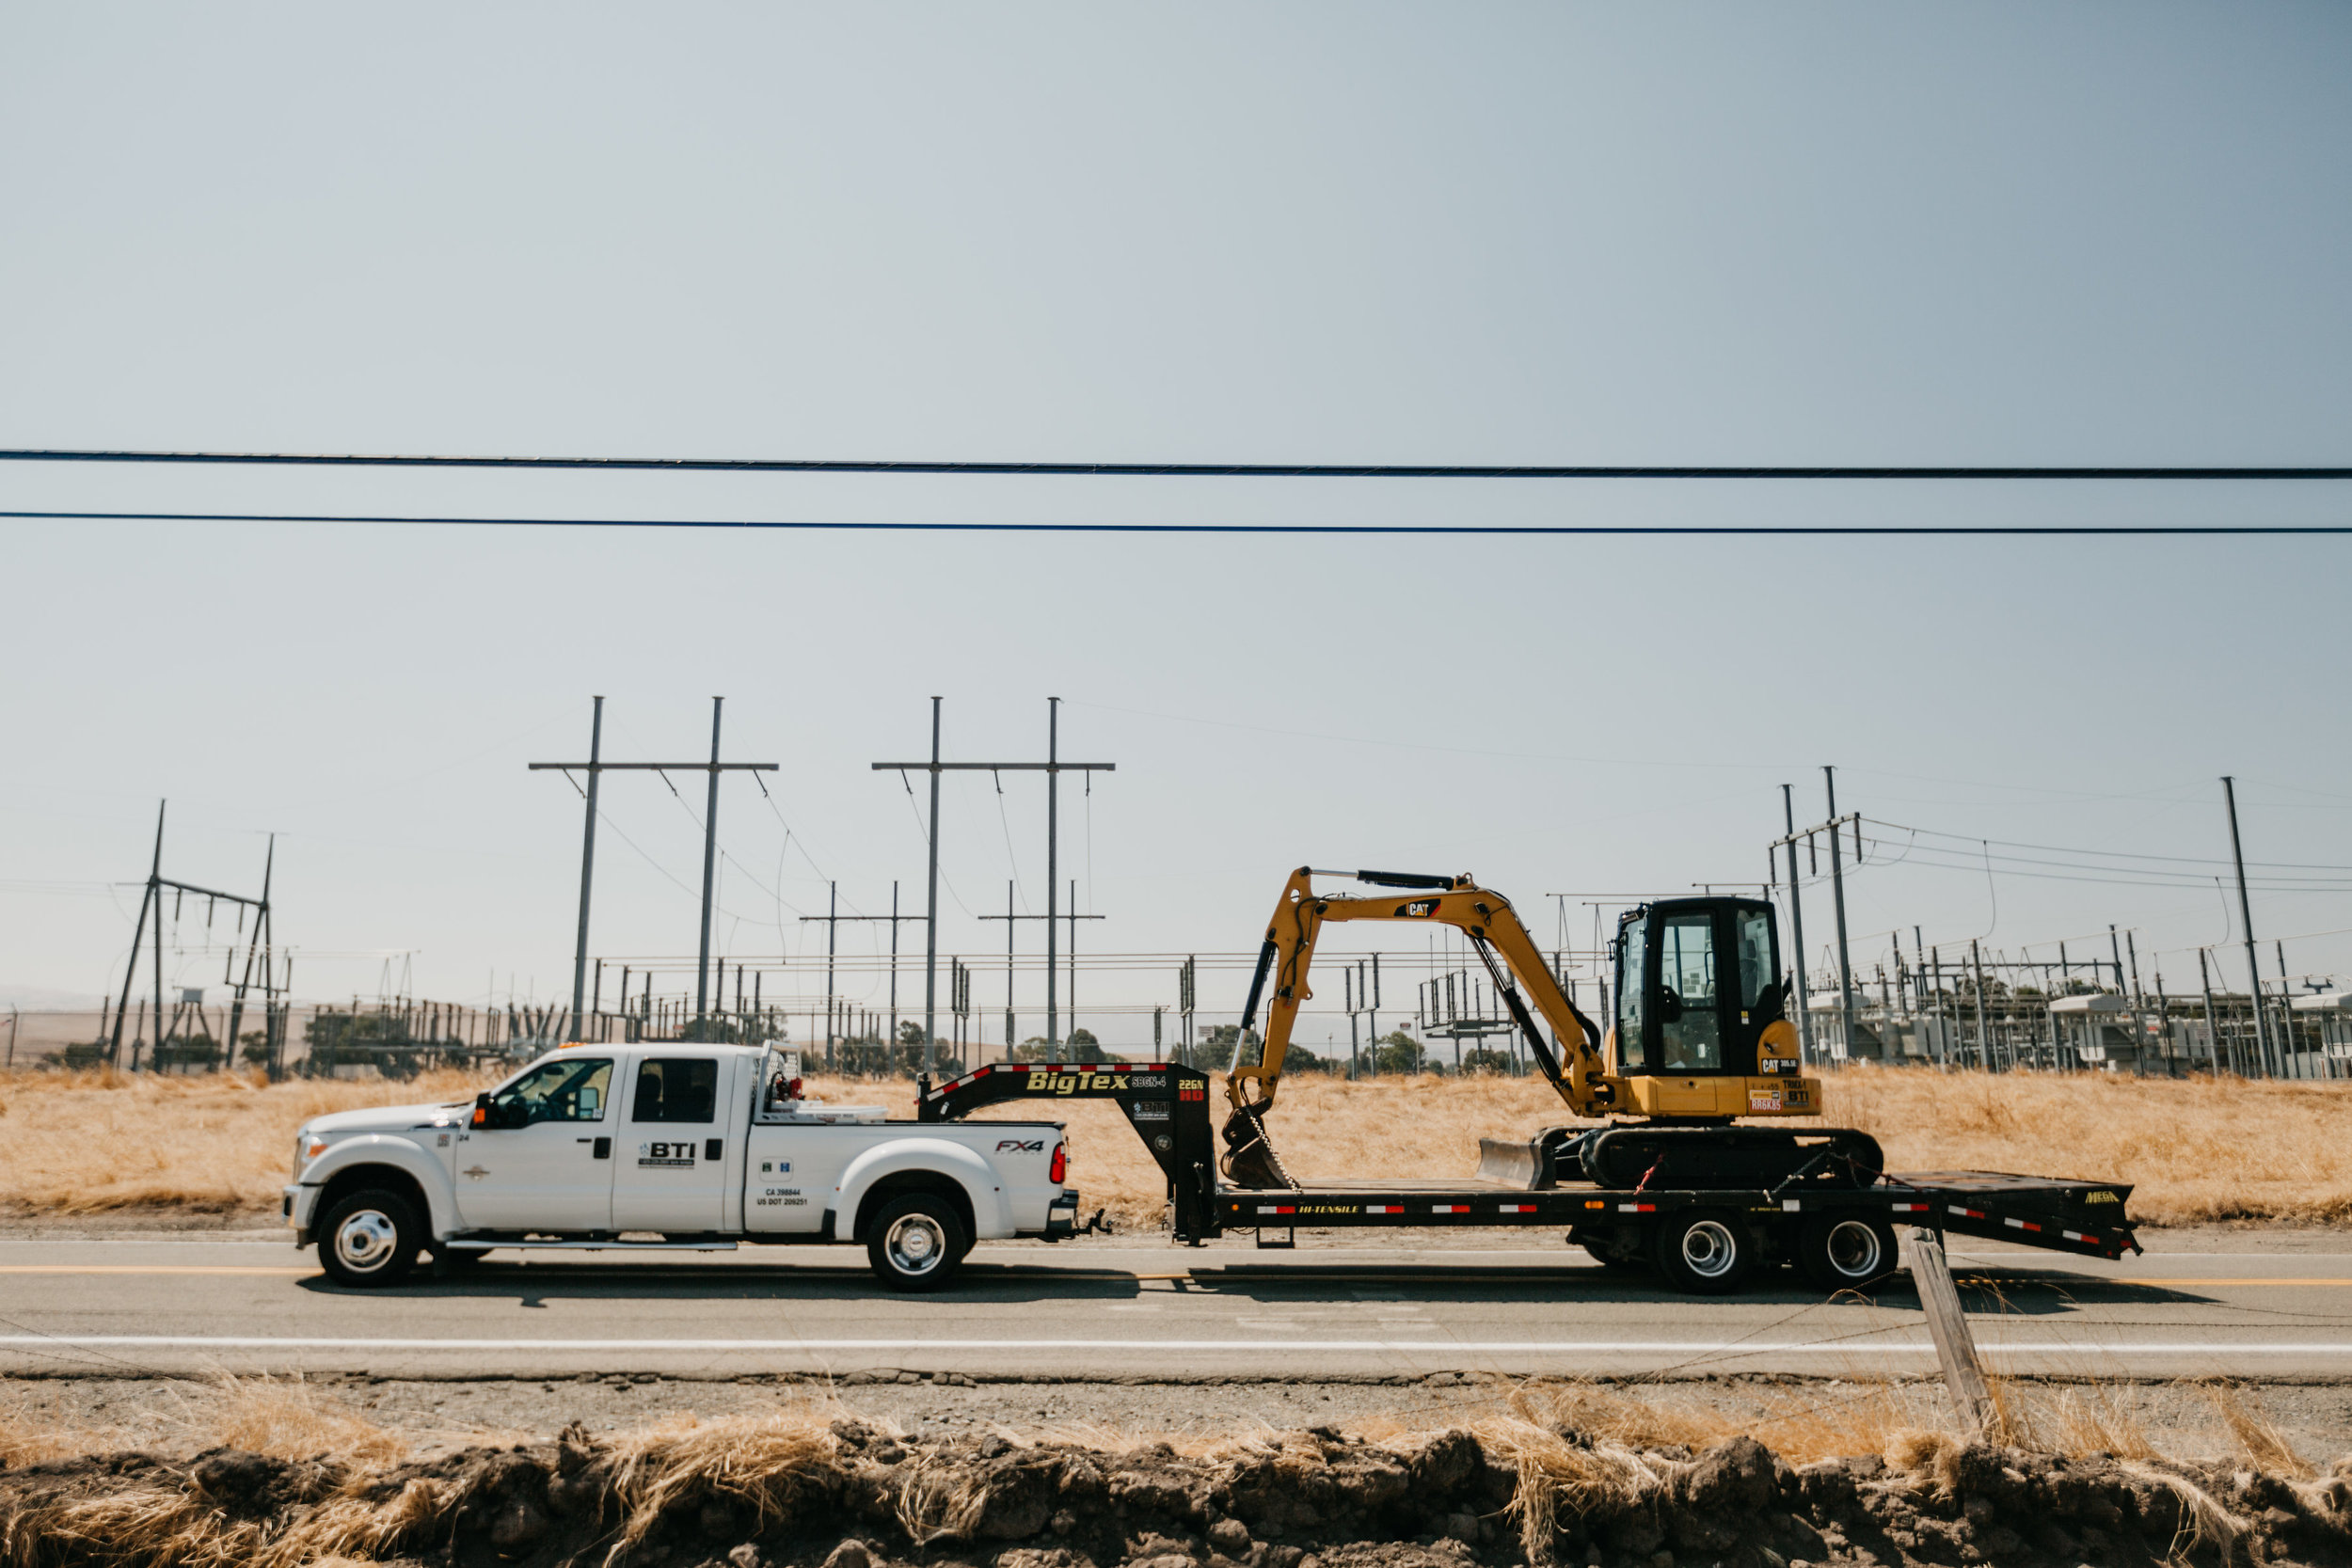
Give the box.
[2,1336,2347,1355]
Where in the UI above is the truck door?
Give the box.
[613,1053,730,1231]
[453,1053,615,1230]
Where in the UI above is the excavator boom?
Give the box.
[1223,869,1615,1181]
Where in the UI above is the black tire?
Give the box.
[1652,1210,1756,1295]
[1797,1214,1900,1291]
[318,1188,422,1288]
[866,1193,968,1292]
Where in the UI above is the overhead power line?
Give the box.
[6,508,2349,536]
[4,448,2351,480]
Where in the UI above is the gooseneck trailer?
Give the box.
[917,1060,2139,1294]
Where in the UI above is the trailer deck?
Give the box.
[914,1060,2140,1288]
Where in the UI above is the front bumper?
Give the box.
[282,1182,318,1244]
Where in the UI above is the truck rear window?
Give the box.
[631,1057,718,1123]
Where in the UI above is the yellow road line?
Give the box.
[2109,1276,2352,1288]
[0,1264,316,1276]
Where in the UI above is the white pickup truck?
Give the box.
[283,1041,1077,1291]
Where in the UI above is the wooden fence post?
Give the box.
[1909,1227,1995,1439]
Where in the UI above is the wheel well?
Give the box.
[854,1171,974,1243]
[314,1164,429,1234]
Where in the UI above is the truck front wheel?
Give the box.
[319,1188,422,1288]
[867,1194,968,1292]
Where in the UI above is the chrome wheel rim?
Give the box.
[1680,1219,1740,1279]
[884,1213,946,1276]
[1825,1219,1883,1278]
[334,1209,400,1274]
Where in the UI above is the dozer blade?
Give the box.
[1219,1102,1299,1190]
[1474,1125,1581,1190]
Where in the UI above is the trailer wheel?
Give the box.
[1797,1215,1899,1291]
[318,1188,422,1289]
[867,1194,968,1292]
[1652,1211,1755,1295]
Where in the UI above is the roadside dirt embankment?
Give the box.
[8,1404,2351,1568]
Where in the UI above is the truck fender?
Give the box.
[832,1138,1010,1243]
[300,1135,462,1241]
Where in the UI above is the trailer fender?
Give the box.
[833,1140,1009,1243]
[299,1136,462,1242]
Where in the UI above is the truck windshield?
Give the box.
[493,1056,612,1124]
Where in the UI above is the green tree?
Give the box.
[1195,1024,1262,1071]
[1373,1030,1424,1074]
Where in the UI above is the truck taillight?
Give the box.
[1049,1143,1067,1184]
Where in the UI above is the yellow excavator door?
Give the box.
[1610,897,1816,1119]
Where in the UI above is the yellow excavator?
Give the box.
[1223,867,1883,1193]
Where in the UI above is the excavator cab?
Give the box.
[1610,898,1808,1118]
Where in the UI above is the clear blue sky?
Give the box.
[4,4,2349,1037]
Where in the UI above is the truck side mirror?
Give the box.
[471,1092,491,1129]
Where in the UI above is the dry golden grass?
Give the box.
[0,1066,494,1215]
[6,1059,2346,1229]
[1817,1064,2352,1227]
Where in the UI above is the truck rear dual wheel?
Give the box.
[867,1194,970,1292]
[1796,1215,1900,1291]
[319,1188,423,1289]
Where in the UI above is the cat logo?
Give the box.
[1395,900,1438,918]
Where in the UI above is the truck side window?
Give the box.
[632,1058,719,1123]
[491,1057,612,1125]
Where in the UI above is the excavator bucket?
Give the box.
[1219,1102,1297,1190]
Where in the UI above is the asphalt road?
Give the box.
[2,1229,2347,1382]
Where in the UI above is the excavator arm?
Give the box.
[1222,867,1616,1185]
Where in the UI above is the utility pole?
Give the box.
[1779,784,1812,1059]
[108,801,274,1073]
[2220,776,2269,1075]
[804,886,928,1059]
[1047,699,1059,1055]
[1770,785,1858,1063]
[980,896,1104,1056]
[696,698,724,1022]
[2199,946,2227,1074]
[1970,938,1990,1070]
[530,698,775,1029]
[1825,767,1855,1058]
[566,697,603,1037]
[873,698,1113,1068]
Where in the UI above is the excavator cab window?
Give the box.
[1657,911,1722,1069]
[1615,898,1783,1077]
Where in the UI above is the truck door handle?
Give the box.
[578,1137,612,1159]
[704,1138,723,1162]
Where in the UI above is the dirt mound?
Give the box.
[2,1416,2347,1568]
